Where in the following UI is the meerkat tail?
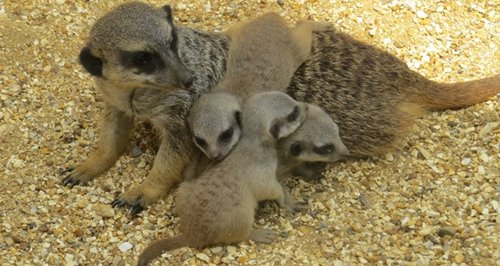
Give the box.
[137,235,187,266]
[415,74,500,110]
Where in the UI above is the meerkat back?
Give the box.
[222,13,328,98]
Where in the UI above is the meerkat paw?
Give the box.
[284,201,308,215]
[60,166,100,187]
[111,184,166,216]
[249,229,276,244]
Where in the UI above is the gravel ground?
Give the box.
[1,0,499,265]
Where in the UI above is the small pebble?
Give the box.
[454,253,465,263]
[416,10,428,19]
[461,158,471,166]
[95,203,115,218]
[437,226,456,237]
[118,242,133,252]
[38,223,50,233]
[130,144,143,157]
[196,253,211,262]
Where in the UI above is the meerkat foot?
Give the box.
[284,201,308,215]
[112,183,167,215]
[249,229,276,244]
[60,165,102,187]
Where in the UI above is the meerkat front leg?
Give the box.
[112,134,192,215]
[62,106,133,187]
[263,177,301,214]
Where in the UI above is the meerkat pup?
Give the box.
[137,91,308,266]
[188,13,331,163]
[277,104,350,179]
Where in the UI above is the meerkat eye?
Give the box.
[287,106,299,122]
[290,142,302,156]
[194,137,206,147]
[219,127,233,143]
[132,51,153,66]
[313,144,335,155]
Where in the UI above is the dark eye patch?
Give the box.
[290,142,302,156]
[219,127,233,143]
[119,50,164,74]
[313,144,335,155]
[194,137,206,147]
[287,106,299,122]
[234,111,242,128]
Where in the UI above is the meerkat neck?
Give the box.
[176,27,229,91]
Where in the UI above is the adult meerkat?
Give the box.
[61,2,231,214]
[67,2,500,213]
[137,91,308,266]
[188,13,330,161]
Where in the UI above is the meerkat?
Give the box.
[186,103,351,180]
[188,13,330,162]
[67,2,500,213]
[277,103,350,178]
[61,2,230,215]
[137,91,308,266]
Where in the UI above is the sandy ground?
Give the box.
[1,0,499,265]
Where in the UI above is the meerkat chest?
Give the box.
[244,157,279,202]
[95,80,134,114]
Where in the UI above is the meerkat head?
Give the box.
[79,2,194,90]
[280,104,350,162]
[244,91,308,142]
[188,92,243,160]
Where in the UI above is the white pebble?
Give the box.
[196,253,211,262]
[491,200,499,212]
[64,254,77,266]
[461,158,471,166]
[479,153,489,162]
[416,10,428,19]
[226,245,237,254]
[118,242,133,252]
[477,166,486,175]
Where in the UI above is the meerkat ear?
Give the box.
[270,120,282,139]
[79,47,103,77]
[162,5,174,24]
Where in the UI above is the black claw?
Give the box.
[130,200,144,216]
[60,167,74,176]
[111,199,126,208]
[61,176,80,187]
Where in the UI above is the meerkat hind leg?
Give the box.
[249,229,277,244]
[291,21,332,63]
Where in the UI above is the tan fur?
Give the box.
[138,92,308,266]
[63,2,230,214]
[67,2,499,213]
[188,13,331,161]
